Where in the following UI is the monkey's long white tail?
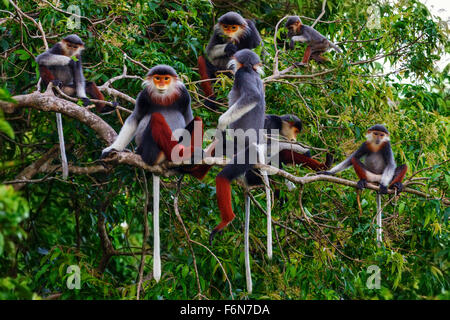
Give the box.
[55,113,68,179]
[256,144,272,260]
[244,193,252,294]
[153,174,161,282]
[376,193,382,246]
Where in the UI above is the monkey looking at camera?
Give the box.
[36,34,115,113]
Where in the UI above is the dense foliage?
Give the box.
[0,0,448,300]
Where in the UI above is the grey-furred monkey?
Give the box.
[36,34,115,113]
[285,16,342,65]
[319,124,408,194]
[100,65,210,180]
[208,49,266,244]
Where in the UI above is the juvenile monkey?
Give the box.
[320,124,407,194]
[285,16,341,65]
[36,34,115,113]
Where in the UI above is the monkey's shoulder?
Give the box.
[300,25,327,41]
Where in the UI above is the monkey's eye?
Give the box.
[154,76,160,81]
[164,77,170,81]
[231,26,237,30]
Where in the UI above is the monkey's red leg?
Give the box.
[183,116,212,180]
[279,150,326,171]
[389,164,407,186]
[351,157,368,180]
[39,66,55,87]
[85,81,108,113]
[301,46,312,64]
[198,56,214,98]
[211,175,235,243]
[150,113,189,161]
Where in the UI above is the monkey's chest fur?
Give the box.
[362,152,386,181]
[48,65,74,85]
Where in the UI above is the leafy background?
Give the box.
[0,0,448,299]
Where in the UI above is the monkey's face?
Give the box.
[366,130,389,151]
[151,74,174,94]
[61,40,84,57]
[287,21,301,37]
[220,23,245,42]
[281,121,300,141]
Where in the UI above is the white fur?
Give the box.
[209,43,228,60]
[227,58,237,73]
[103,116,138,153]
[42,54,72,66]
[256,143,272,260]
[217,102,257,131]
[153,174,161,282]
[292,35,308,43]
[365,132,390,143]
[244,194,252,294]
[143,77,182,98]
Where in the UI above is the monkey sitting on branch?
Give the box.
[319,124,407,194]
[198,11,262,109]
[36,34,116,114]
[285,16,342,66]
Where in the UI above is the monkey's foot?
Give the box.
[209,228,223,246]
[99,102,118,114]
[379,184,388,194]
[356,179,368,190]
[100,148,118,160]
[391,182,404,193]
[317,171,332,175]
[51,79,63,88]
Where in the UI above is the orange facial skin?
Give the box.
[221,24,240,37]
[152,74,174,90]
[287,21,302,35]
[366,130,389,152]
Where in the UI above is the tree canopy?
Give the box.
[0,0,448,300]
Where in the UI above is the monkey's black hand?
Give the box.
[224,42,238,57]
[304,150,312,158]
[209,228,223,246]
[99,102,118,114]
[289,39,295,50]
[325,153,334,169]
[51,79,63,88]
[68,59,76,68]
[100,147,117,160]
[81,97,92,106]
[357,179,368,190]
[392,182,404,193]
[317,171,333,175]
[379,184,388,194]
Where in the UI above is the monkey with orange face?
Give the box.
[101,65,209,180]
[197,12,262,109]
[319,124,407,194]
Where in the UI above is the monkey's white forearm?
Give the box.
[37,53,71,66]
[208,44,228,60]
[217,102,257,131]
[291,35,308,43]
[329,158,351,174]
[106,117,138,151]
[278,142,310,155]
